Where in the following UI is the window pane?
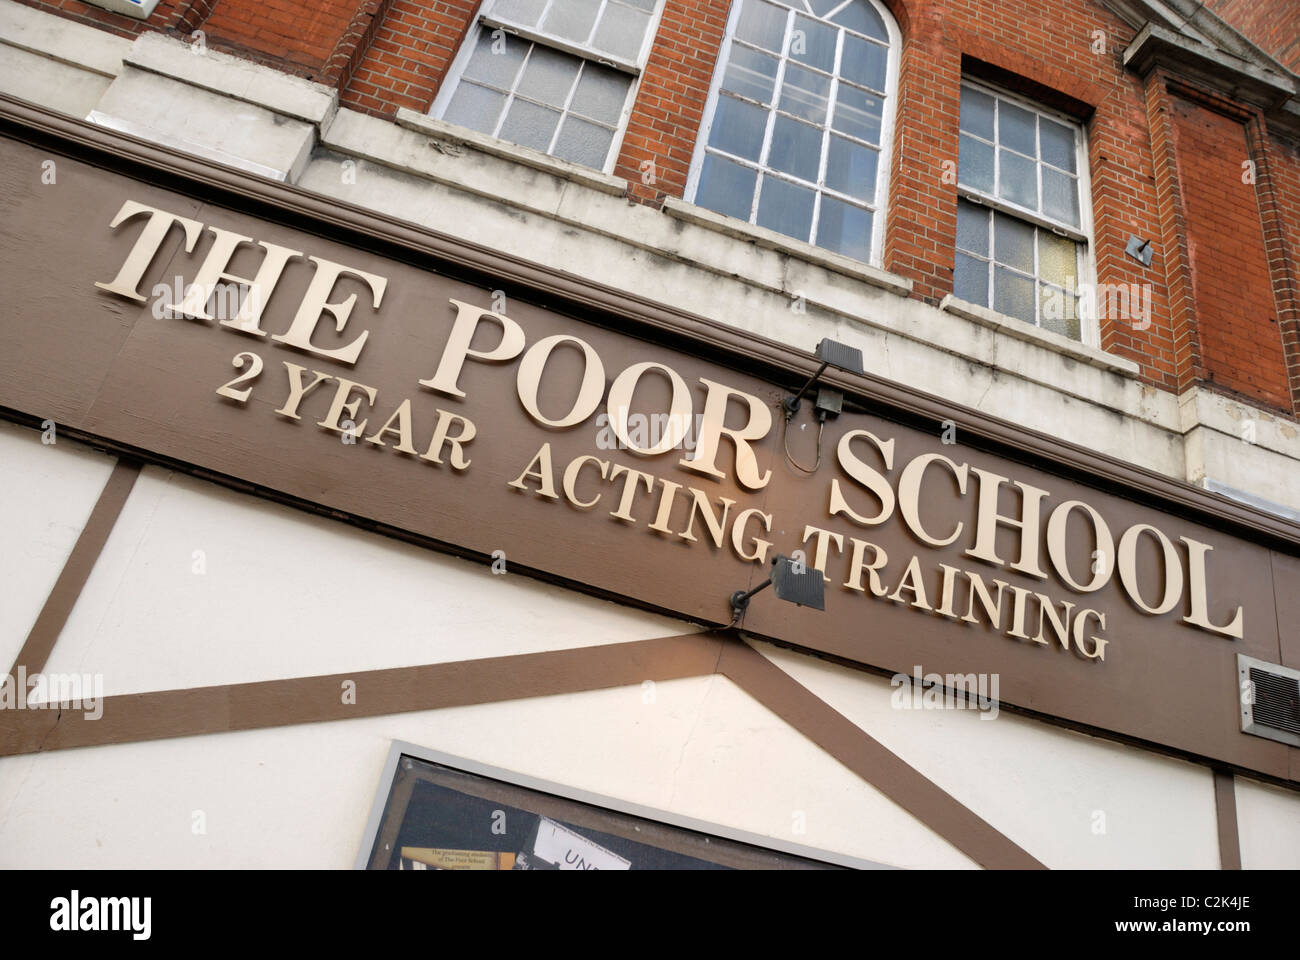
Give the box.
[993,266,1035,323]
[737,0,788,52]
[443,81,506,134]
[542,0,601,43]
[779,63,831,124]
[592,2,651,60]
[570,65,630,124]
[518,45,580,107]
[768,114,822,181]
[1037,231,1078,289]
[832,83,882,144]
[1042,167,1080,227]
[955,199,989,256]
[825,135,877,202]
[841,33,887,92]
[998,148,1037,209]
[993,213,1034,273]
[697,154,758,220]
[954,252,989,305]
[1040,117,1076,172]
[790,14,837,72]
[830,0,888,42]
[959,86,995,140]
[499,97,561,151]
[817,195,873,261]
[998,100,1036,156]
[619,0,656,10]
[553,115,614,167]
[723,45,779,104]
[756,175,816,240]
[493,0,545,27]
[708,95,769,161]
[1039,284,1080,339]
[464,29,527,89]
[958,134,994,193]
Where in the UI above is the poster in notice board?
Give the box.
[360,749,847,870]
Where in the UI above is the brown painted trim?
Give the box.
[716,636,1047,869]
[0,633,724,757]
[6,460,139,678]
[1214,769,1242,869]
[0,94,1297,553]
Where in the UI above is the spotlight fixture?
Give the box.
[729,554,827,622]
[782,338,866,421]
[782,338,865,474]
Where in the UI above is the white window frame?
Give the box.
[956,78,1099,347]
[430,0,668,176]
[683,0,901,269]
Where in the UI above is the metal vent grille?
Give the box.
[1239,655,1300,748]
[1249,668,1300,734]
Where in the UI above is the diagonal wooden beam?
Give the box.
[7,459,140,679]
[715,635,1046,869]
[1,625,1042,869]
[0,632,724,757]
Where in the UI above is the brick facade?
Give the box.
[16,0,1300,417]
[1208,0,1300,75]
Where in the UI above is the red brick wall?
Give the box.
[341,0,478,115]
[13,0,1300,415]
[197,0,361,77]
[1257,128,1300,409]
[14,0,368,78]
[614,1,730,203]
[12,0,187,39]
[1207,0,1300,75]
[878,0,1182,392]
[1166,95,1291,409]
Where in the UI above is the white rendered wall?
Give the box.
[0,679,980,869]
[13,462,976,868]
[1236,776,1300,869]
[1,432,1296,869]
[0,420,117,673]
[41,466,697,694]
[755,641,1225,869]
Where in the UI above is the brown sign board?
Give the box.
[0,103,1297,785]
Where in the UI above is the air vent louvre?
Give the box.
[1239,655,1300,748]
[1249,668,1300,735]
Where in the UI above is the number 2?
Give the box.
[216,351,264,403]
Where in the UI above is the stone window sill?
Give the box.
[661,196,913,297]
[940,294,1140,378]
[394,108,628,198]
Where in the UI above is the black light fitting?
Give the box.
[782,338,865,422]
[729,554,827,622]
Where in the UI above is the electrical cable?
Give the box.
[782,409,826,473]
